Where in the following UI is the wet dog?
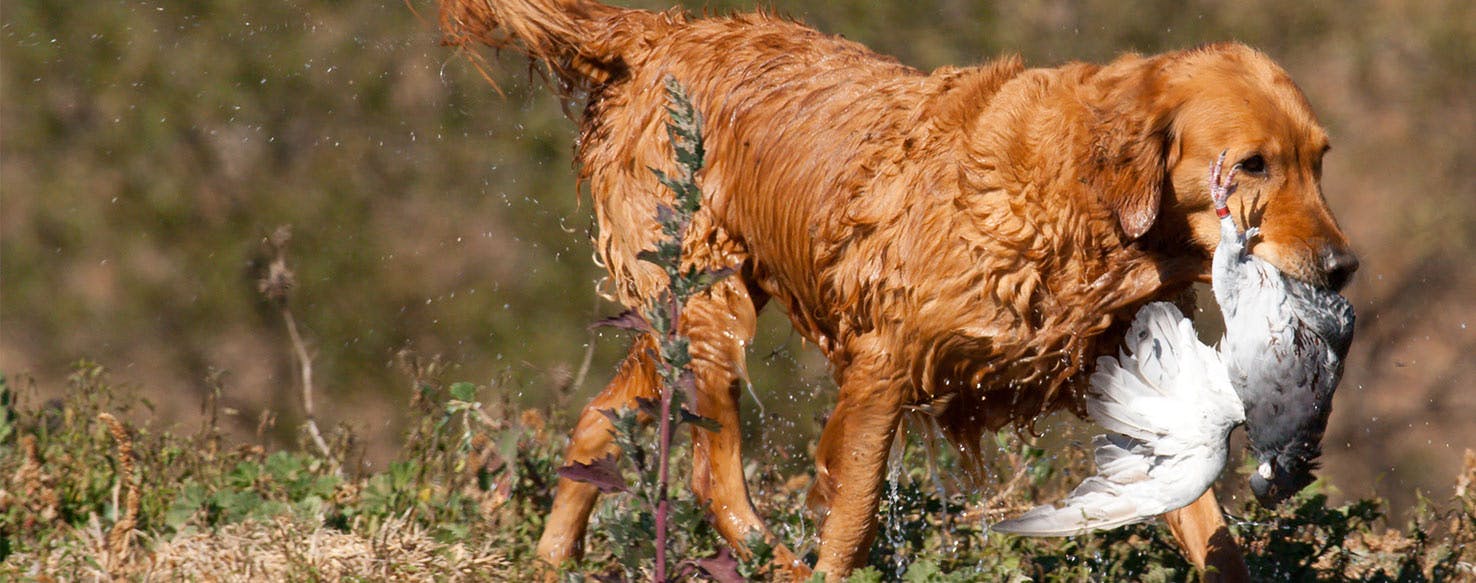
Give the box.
[440,0,1356,578]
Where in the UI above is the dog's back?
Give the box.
[442,0,1025,340]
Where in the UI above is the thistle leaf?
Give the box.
[679,408,721,433]
[634,396,661,420]
[556,453,627,494]
[692,547,744,583]
[589,310,653,333]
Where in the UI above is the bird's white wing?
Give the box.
[993,437,1149,536]
[989,486,1147,536]
[992,303,1243,537]
[991,434,1225,536]
[1092,433,1153,482]
[1087,304,1242,440]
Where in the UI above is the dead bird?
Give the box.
[1209,151,1356,507]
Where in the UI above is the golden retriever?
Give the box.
[440,0,1357,579]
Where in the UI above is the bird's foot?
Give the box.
[1209,151,1240,216]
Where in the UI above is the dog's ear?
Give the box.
[1084,72,1177,241]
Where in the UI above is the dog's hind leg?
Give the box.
[538,270,805,572]
[682,276,812,573]
[536,333,660,568]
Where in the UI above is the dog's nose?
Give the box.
[1323,247,1359,291]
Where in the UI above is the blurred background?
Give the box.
[3,0,1473,520]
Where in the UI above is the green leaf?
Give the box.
[902,559,944,582]
[165,480,208,530]
[845,567,884,583]
[0,375,14,446]
[448,382,477,402]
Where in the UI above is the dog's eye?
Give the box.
[1238,154,1267,175]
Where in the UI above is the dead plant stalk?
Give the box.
[259,225,338,473]
[98,412,139,577]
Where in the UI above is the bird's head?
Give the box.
[1249,447,1320,507]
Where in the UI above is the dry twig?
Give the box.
[259,225,337,472]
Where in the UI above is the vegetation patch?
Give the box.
[2,366,1473,581]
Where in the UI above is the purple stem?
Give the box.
[654,296,678,582]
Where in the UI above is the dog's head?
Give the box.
[1088,43,1357,291]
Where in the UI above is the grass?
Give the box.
[1,365,1473,581]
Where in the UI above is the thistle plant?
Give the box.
[556,77,739,582]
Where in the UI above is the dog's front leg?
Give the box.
[1164,488,1251,582]
[807,337,906,579]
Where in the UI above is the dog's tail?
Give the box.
[440,0,660,88]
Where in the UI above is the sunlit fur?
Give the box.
[442,0,1351,578]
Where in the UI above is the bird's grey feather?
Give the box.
[1212,205,1354,506]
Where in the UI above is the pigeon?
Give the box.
[991,302,1245,536]
[1209,151,1356,507]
